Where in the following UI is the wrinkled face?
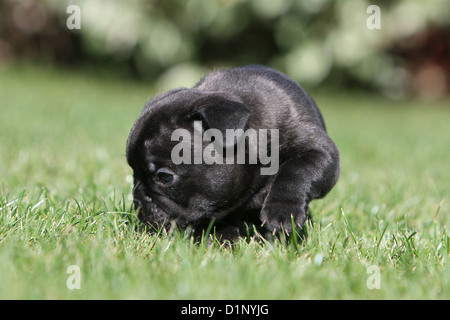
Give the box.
[126,90,253,231]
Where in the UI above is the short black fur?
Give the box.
[126,65,340,241]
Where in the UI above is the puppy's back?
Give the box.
[194,65,326,131]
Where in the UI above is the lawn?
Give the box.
[0,65,448,299]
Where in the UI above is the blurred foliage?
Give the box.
[1,0,449,98]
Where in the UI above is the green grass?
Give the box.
[0,65,449,299]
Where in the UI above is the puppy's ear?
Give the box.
[190,97,250,149]
[190,97,250,147]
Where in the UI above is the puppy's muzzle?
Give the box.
[133,182,171,229]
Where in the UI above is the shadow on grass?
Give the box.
[131,208,314,251]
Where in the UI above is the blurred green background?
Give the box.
[1,0,449,99]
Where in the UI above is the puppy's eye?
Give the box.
[156,168,174,185]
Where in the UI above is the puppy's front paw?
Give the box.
[260,201,307,234]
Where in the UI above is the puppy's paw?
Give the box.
[260,201,307,234]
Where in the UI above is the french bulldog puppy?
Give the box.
[126,65,339,240]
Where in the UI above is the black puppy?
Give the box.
[126,65,339,240]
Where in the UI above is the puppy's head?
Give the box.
[126,88,252,230]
